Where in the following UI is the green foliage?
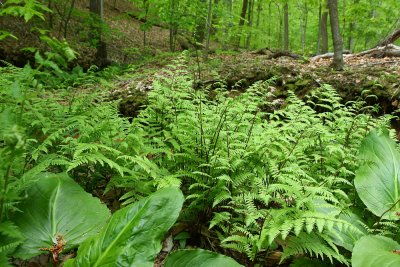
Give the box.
[0,61,130,263]
[1,51,399,266]
[349,130,400,267]
[109,54,390,265]
[12,173,110,259]
[165,249,243,267]
[355,128,400,220]
[64,187,184,267]
[352,235,400,267]
[0,0,50,22]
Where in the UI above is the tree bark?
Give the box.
[283,2,289,50]
[195,0,206,43]
[204,0,213,59]
[327,0,344,70]
[90,0,108,67]
[245,0,254,49]
[237,0,249,48]
[222,0,232,50]
[320,0,329,54]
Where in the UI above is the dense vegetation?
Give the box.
[1,0,400,266]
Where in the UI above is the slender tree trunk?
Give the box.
[222,0,232,50]
[63,0,76,38]
[143,0,149,46]
[204,0,213,59]
[169,0,179,51]
[90,0,107,66]
[283,2,289,50]
[316,0,322,53]
[298,1,308,53]
[328,0,344,70]
[195,0,206,42]
[276,3,282,49]
[268,2,272,47]
[256,0,262,28]
[320,0,329,53]
[245,0,254,48]
[347,0,359,51]
[342,0,346,38]
[237,0,249,48]
[48,0,53,29]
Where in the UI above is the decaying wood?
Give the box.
[353,44,400,58]
[252,48,304,60]
[376,28,400,47]
[311,45,400,61]
[176,35,205,50]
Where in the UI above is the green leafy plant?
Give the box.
[12,173,110,260]
[352,235,400,267]
[64,187,184,267]
[351,128,400,267]
[165,249,243,267]
[355,128,400,220]
[0,0,50,22]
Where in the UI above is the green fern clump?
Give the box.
[117,54,390,265]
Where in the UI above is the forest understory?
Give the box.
[1,0,400,267]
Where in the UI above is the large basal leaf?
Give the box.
[354,129,400,220]
[13,173,110,259]
[65,187,184,267]
[164,249,243,267]
[352,235,400,267]
[314,200,367,251]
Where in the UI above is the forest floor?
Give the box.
[113,51,400,125]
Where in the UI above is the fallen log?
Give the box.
[252,48,304,60]
[375,27,400,47]
[353,44,400,58]
[310,50,351,61]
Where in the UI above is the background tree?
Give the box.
[89,0,107,66]
[237,0,249,48]
[283,1,289,50]
[320,0,329,53]
[328,0,344,70]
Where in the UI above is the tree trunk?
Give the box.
[256,0,262,28]
[237,0,249,48]
[347,0,359,52]
[204,0,213,59]
[222,0,232,50]
[328,0,344,70]
[63,0,76,38]
[48,0,53,29]
[283,2,289,50]
[142,0,149,46]
[169,0,179,52]
[245,0,254,49]
[298,1,308,53]
[276,3,282,49]
[195,0,206,43]
[90,0,107,67]
[320,0,329,53]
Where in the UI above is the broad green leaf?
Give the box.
[354,129,400,220]
[164,249,243,267]
[66,187,184,267]
[352,235,400,267]
[13,173,110,259]
[329,212,367,251]
[314,200,367,251]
